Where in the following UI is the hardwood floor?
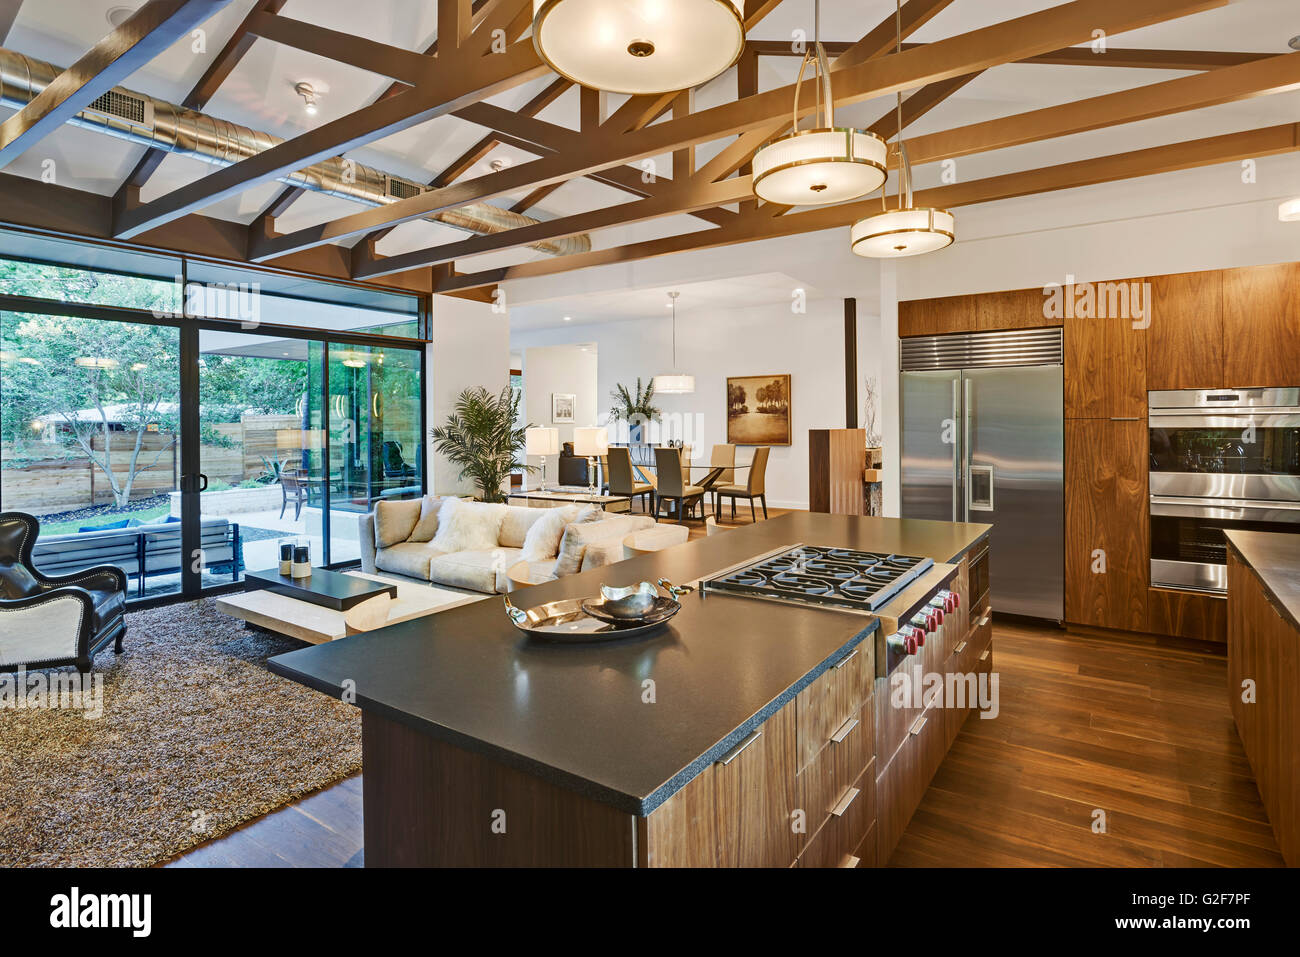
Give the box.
[171,517,1281,868]
[889,618,1283,867]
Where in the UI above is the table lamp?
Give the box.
[572,427,609,495]
[525,427,559,490]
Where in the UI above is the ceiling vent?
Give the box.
[83,88,154,129]
[384,175,427,201]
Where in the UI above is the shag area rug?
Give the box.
[0,599,361,867]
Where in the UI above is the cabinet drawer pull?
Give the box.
[909,715,928,737]
[834,647,859,669]
[830,716,859,744]
[979,649,991,662]
[1109,416,1141,421]
[953,641,968,654]
[978,614,991,627]
[716,730,762,766]
[830,786,861,818]
[840,855,861,869]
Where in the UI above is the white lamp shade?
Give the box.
[525,427,560,456]
[572,426,609,457]
[1279,197,1300,222]
[752,129,888,205]
[531,0,744,94]
[651,373,695,394]
[850,207,956,258]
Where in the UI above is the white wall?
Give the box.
[521,342,598,480]
[428,294,510,497]
[512,296,882,510]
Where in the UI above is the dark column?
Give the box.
[844,298,858,429]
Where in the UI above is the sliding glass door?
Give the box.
[0,309,185,599]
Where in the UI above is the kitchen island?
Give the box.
[269,513,990,867]
[1225,530,1300,866]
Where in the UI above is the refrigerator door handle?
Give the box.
[951,378,961,521]
[962,376,973,522]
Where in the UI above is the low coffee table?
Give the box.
[217,570,483,644]
[507,486,631,512]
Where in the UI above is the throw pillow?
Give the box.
[374,498,422,549]
[553,517,637,578]
[519,505,580,562]
[407,495,444,543]
[432,498,507,553]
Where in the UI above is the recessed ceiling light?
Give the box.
[563,315,571,321]
[106,5,136,28]
[489,157,512,172]
[295,81,319,116]
[1289,35,1300,51]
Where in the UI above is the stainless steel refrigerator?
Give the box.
[900,328,1064,621]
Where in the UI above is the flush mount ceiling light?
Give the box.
[1280,197,1300,222]
[652,291,694,394]
[294,81,319,116]
[752,2,886,206]
[850,0,955,259]
[531,0,744,94]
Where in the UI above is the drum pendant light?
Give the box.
[849,0,955,258]
[752,1,886,206]
[531,0,745,95]
[652,291,694,394]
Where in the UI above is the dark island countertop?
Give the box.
[1226,530,1300,631]
[268,513,990,815]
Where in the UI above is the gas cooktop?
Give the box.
[702,544,935,613]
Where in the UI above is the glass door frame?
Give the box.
[0,289,428,607]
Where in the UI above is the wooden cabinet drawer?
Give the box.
[715,702,798,868]
[796,697,874,845]
[797,641,871,772]
[853,820,878,868]
[876,703,945,865]
[797,761,875,868]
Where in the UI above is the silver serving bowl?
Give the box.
[597,581,661,618]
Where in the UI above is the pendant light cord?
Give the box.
[884,0,912,213]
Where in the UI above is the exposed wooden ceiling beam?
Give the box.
[901,50,1300,167]
[0,0,233,169]
[112,19,546,239]
[751,40,1271,72]
[432,122,1300,295]
[245,10,430,84]
[0,0,23,45]
[868,72,984,143]
[248,0,1225,262]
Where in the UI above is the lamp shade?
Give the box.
[531,0,744,94]
[572,426,609,457]
[752,129,887,205]
[525,427,560,456]
[651,373,695,394]
[850,207,956,259]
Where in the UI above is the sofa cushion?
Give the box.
[518,505,580,561]
[428,548,523,594]
[374,498,422,549]
[375,542,446,580]
[430,499,505,553]
[407,495,445,543]
[553,514,656,578]
[498,506,549,549]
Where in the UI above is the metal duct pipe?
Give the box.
[0,47,590,258]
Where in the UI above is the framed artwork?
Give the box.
[551,392,576,423]
[726,374,792,446]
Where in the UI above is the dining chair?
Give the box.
[715,446,770,523]
[598,454,610,494]
[653,446,706,521]
[708,443,736,517]
[606,447,654,512]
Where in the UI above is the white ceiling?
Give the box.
[1,0,1298,326]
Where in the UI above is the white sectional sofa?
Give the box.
[358,495,656,594]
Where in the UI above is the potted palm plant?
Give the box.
[430,385,534,502]
[608,378,661,443]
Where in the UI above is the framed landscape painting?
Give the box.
[726,374,792,446]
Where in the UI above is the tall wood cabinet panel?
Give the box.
[1064,280,1148,418]
[1222,263,1300,388]
[714,702,798,868]
[1065,418,1149,630]
[1147,269,1224,390]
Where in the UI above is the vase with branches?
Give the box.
[430,386,535,502]
[608,378,661,443]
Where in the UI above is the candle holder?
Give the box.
[291,542,312,579]
[278,541,294,576]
